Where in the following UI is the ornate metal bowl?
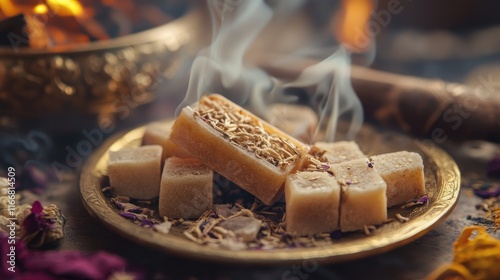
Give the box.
[0,8,205,119]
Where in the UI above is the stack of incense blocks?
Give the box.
[107,94,426,234]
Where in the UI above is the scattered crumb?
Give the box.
[363,225,377,236]
[154,221,172,234]
[395,213,410,223]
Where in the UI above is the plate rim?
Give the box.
[79,123,461,265]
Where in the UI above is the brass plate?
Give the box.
[80,122,461,264]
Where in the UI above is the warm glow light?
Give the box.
[0,0,84,18]
[46,0,84,17]
[33,4,48,15]
[334,0,373,53]
[0,1,30,17]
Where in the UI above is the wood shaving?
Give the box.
[475,197,500,231]
[395,213,410,223]
[363,225,377,236]
[182,200,337,250]
[194,97,301,169]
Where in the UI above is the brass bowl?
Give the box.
[0,8,205,119]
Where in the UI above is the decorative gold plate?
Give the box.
[80,121,461,264]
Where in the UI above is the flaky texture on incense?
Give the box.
[170,94,309,205]
[371,151,425,207]
[285,172,340,235]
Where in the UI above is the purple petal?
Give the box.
[16,272,55,280]
[22,201,54,234]
[31,201,43,214]
[474,185,500,199]
[487,156,500,177]
[113,200,124,210]
[119,212,138,221]
[140,219,155,228]
[23,214,43,234]
[1,234,143,280]
[417,194,429,204]
[127,207,143,214]
[26,164,49,188]
[24,250,127,279]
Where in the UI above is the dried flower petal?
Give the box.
[473,185,500,199]
[21,201,44,236]
[140,219,155,228]
[418,194,429,204]
[24,251,132,280]
[21,202,65,248]
[487,156,500,178]
[23,163,50,192]
[119,212,138,221]
[320,164,330,169]
[426,226,500,280]
[31,201,43,214]
[1,234,143,279]
[127,207,143,214]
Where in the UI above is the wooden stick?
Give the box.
[258,56,500,143]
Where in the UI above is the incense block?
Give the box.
[371,151,425,207]
[285,172,340,235]
[170,94,309,205]
[313,141,365,164]
[142,121,190,160]
[267,104,318,144]
[159,157,213,219]
[219,216,262,242]
[108,145,162,200]
[330,158,387,232]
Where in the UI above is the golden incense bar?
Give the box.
[170,94,309,205]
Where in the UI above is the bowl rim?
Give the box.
[0,7,202,57]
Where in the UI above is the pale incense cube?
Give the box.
[371,151,425,207]
[267,104,318,144]
[170,94,309,205]
[142,121,190,160]
[159,157,213,219]
[314,141,366,164]
[330,158,387,232]
[108,145,162,200]
[285,172,340,235]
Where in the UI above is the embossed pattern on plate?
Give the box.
[80,122,460,264]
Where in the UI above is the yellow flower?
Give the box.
[427,226,500,280]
